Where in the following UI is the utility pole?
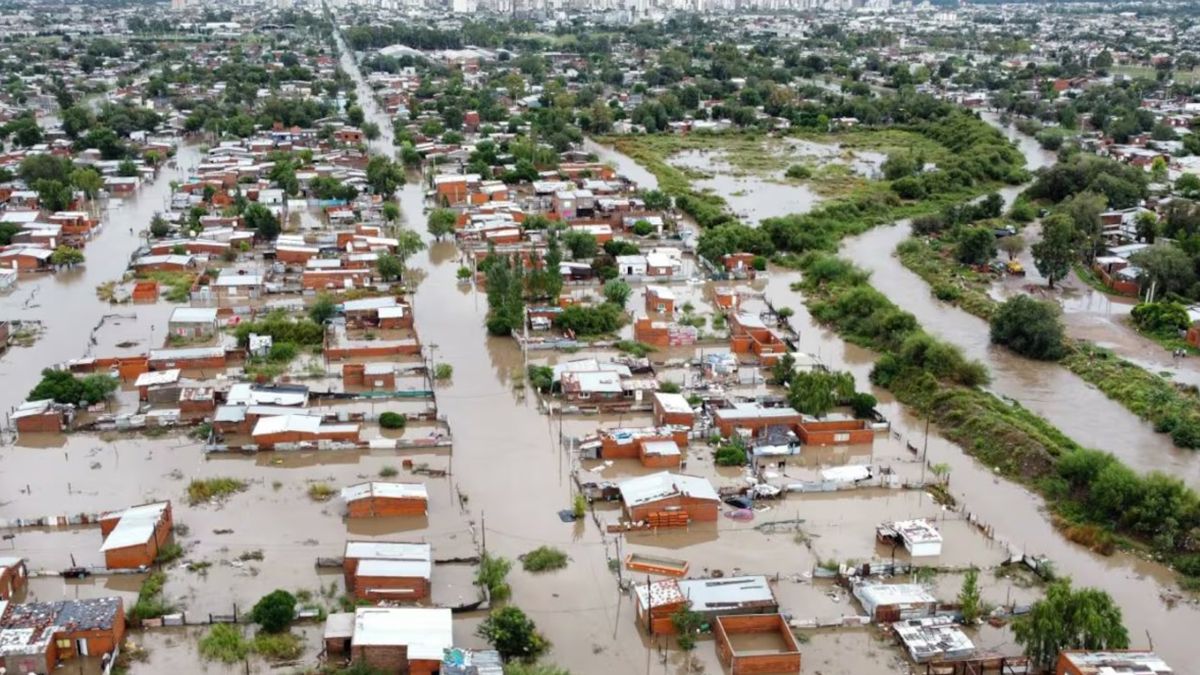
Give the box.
[919,414,930,486]
[481,510,487,554]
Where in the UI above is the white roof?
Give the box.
[344,541,431,561]
[855,583,936,607]
[351,607,452,659]
[340,482,428,503]
[134,254,192,266]
[341,297,398,312]
[169,307,218,324]
[618,472,718,507]
[551,358,630,382]
[645,284,675,300]
[679,575,774,612]
[100,502,169,552]
[228,383,308,407]
[565,370,623,393]
[12,399,55,419]
[134,369,181,387]
[653,392,692,415]
[641,440,680,456]
[890,519,943,545]
[357,558,431,580]
[252,414,322,436]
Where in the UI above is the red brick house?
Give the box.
[652,392,695,428]
[0,597,126,673]
[341,482,428,518]
[617,472,719,526]
[324,607,452,675]
[98,501,173,569]
[342,541,432,602]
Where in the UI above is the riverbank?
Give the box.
[897,234,1200,450]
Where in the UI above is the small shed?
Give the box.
[852,583,937,623]
[341,482,428,518]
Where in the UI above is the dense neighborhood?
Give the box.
[1,0,1200,674]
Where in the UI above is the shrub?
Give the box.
[28,369,118,406]
[477,606,549,662]
[990,296,1065,360]
[715,438,747,466]
[199,624,251,663]
[555,303,625,336]
[476,553,512,602]
[267,341,297,363]
[379,412,407,429]
[379,465,399,478]
[434,363,453,380]
[785,164,812,179]
[250,590,297,633]
[1130,301,1188,336]
[155,541,184,564]
[572,493,586,519]
[527,365,554,393]
[187,478,247,505]
[522,546,569,572]
[632,219,655,236]
[307,483,335,501]
[130,571,175,621]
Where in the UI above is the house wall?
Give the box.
[637,598,686,635]
[15,412,64,433]
[0,561,27,599]
[796,420,874,446]
[639,448,681,469]
[148,355,226,371]
[104,541,157,569]
[714,614,802,675]
[346,496,428,518]
[714,413,803,438]
[351,644,409,672]
[627,496,718,524]
[351,574,430,602]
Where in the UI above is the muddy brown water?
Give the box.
[330,33,1200,670]
[1,36,1193,675]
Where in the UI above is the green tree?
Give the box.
[640,189,671,211]
[149,213,171,238]
[382,202,401,223]
[959,567,982,624]
[346,105,365,126]
[1032,215,1076,289]
[1135,211,1160,244]
[376,252,404,282]
[1061,191,1107,262]
[1130,243,1195,297]
[309,294,337,324]
[249,590,296,633]
[70,168,104,200]
[366,155,404,196]
[1012,579,1128,671]
[602,279,631,307]
[50,245,85,266]
[990,296,1065,360]
[956,227,998,265]
[28,369,116,406]
[243,203,280,241]
[562,230,597,260]
[1150,156,1168,184]
[997,235,1025,261]
[477,606,549,662]
[787,370,855,418]
[35,179,73,212]
[427,208,457,241]
[1176,173,1200,198]
[395,230,426,263]
[117,159,139,177]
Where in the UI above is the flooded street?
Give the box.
[329,31,1200,669]
[0,145,201,414]
[0,34,1192,675]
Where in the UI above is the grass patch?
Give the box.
[130,571,176,621]
[187,477,247,505]
[307,482,336,502]
[614,340,656,358]
[155,541,184,564]
[198,624,251,663]
[521,546,568,573]
[252,631,303,660]
[378,465,399,478]
[140,270,195,303]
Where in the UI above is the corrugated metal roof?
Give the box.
[351,607,452,658]
[341,482,428,503]
[618,472,718,507]
[99,502,169,552]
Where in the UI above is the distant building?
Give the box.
[1056,650,1173,675]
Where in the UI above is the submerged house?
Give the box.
[98,501,173,570]
[341,482,429,518]
[617,472,720,527]
[323,607,452,675]
[342,541,432,602]
[0,597,125,674]
[633,575,778,635]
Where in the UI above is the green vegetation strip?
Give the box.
[897,236,1200,449]
[796,252,1200,581]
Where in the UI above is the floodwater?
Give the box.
[328,32,1200,672]
[669,148,823,224]
[0,145,200,414]
[1,30,1193,675]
